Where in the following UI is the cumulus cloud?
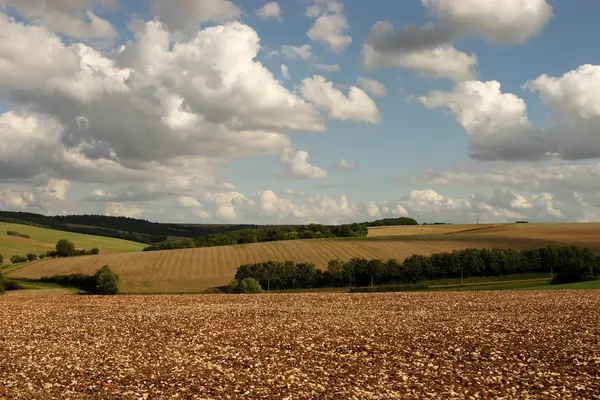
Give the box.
[364,1,551,80]
[0,188,35,210]
[363,22,477,81]
[280,148,327,179]
[281,44,314,60]
[0,16,328,193]
[256,2,282,22]
[36,179,71,202]
[300,75,381,123]
[280,64,290,80]
[152,0,242,34]
[419,65,600,161]
[335,158,356,170]
[104,202,145,218]
[313,63,340,72]
[305,0,352,53]
[357,77,387,97]
[2,0,117,40]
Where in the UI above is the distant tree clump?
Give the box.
[551,258,597,285]
[39,253,46,260]
[0,272,4,294]
[55,239,76,257]
[6,230,31,239]
[26,253,38,262]
[93,265,120,295]
[230,278,263,294]
[10,255,28,264]
[365,217,419,227]
[0,253,4,265]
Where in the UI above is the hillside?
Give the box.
[8,222,587,293]
[0,222,146,261]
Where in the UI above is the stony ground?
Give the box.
[1,291,599,399]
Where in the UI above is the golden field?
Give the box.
[7,223,600,293]
[1,291,599,399]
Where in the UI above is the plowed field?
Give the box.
[1,291,598,399]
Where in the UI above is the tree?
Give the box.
[0,272,4,294]
[10,255,28,264]
[238,278,263,293]
[39,253,46,259]
[0,253,3,266]
[56,239,76,257]
[93,265,119,294]
[551,258,596,285]
[26,253,38,261]
[90,247,100,255]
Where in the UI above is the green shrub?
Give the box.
[3,280,24,291]
[39,253,46,259]
[10,255,28,264]
[93,265,120,295]
[551,259,596,285]
[26,253,38,261]
[0,253,4,266]
[90,247,100,255]
[55,239,76,257]
[230,277,263,294]
[0,273,4,294]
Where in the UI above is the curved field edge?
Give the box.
[7,234,566,293]
[0,221,146,255]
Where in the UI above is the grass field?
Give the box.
[0,222,146,262]
[6,222,600,293]
[1,291,598,398]
[367,223,499,237]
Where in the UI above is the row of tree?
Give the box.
[365,217,418,227]
[234,246,600,290]
[2,239,100,266]
[143,223,370,251]
[6,230,31,239]
[38,265,120,294]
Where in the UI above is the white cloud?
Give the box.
[367,202,381,217]
[300,75,381,123]
[36,179,71,201]
[419,65,600,161]
[305,0,352,53]
[281,64,290,80]
[152,0,242,34]
[104,202,145,218]
[0,188,35,210]
[0,16,327,191]
[313,63,340,72]
[281,44,314,60]
[280,148,327,179]
[357,77,387,97]
[2,0,117,40]
[177,195,202,208]
[335,158,356,170]
[363,22,477,81]
[256,2,282,22]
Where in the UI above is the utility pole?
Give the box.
[476,214,479,225]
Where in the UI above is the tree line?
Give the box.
[143,223,370,251]
[365,217,418,227]
[4,239,99,265]
[233,246,600,290]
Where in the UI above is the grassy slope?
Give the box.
[0,222,145,263]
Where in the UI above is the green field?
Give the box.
[0,222,145,263]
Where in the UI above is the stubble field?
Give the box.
[1,291,599,399]
[6,223,600,293]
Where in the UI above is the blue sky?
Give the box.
[2,0,600,224]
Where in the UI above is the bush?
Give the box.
[0,253,3,265]
[3,280,24,291]
[10,255,28,264]
[90,247,100,255]
[38,253,46,259]
[6,231,31,239]
[231,278,263,294]
[0,273,4,294]
[93,265,120,294]
[551,259,596,285]
[26,253,38,261]
[56,239,76,257]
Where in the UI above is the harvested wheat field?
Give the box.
[1,291,599,399]
[6,235,559,293]
[367,224,499,237]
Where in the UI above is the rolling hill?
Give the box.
[8,222,598,293]
[0,222,146,261]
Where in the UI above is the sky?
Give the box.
[1,0,600,225]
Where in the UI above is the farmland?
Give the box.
[0,222,146,260]
[7,222,600,293]
[1,291,599,399]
